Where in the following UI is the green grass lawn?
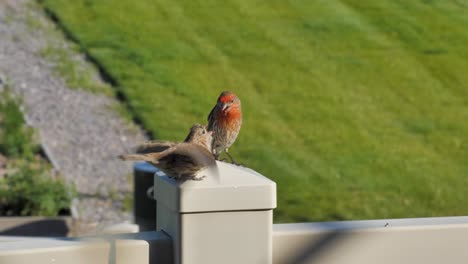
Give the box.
[39,0,468,222]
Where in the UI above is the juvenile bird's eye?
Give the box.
[202,130,206,134]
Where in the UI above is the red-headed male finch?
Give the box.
[119,124,216,181]
[207,91,242,164]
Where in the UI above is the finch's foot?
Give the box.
[225,152,243,166]
[230,160,244,166]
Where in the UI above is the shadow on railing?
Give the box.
[0,217,69,237]
[276,226,347,264]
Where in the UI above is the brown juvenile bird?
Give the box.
[208,91,242,164]
[120,124,216,181]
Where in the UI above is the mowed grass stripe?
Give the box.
[41,0,468,222]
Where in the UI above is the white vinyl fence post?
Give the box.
[153,161,276,264]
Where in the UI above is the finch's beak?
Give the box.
[221,104,229,113]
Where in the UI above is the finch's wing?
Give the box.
[207,105,217,130]
[136,140,177,154]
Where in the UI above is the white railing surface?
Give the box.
[0,231,172,264]
[273,216,468,264]
[2,162,468,264]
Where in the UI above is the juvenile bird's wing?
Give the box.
[120,142,209,165]
[119,153,162,164]
[136,140,177,154]
[168,143,216,167]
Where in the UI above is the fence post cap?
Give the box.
[134,162,158,173]
[154,161,276,213]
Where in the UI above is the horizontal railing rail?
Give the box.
[2,163,467,264]
[273,216,468,264]
[0,231,172,264]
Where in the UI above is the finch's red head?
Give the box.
[217,91,241,114]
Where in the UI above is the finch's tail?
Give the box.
[119,153,161,164]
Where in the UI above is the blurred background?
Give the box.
[0,0,467,235]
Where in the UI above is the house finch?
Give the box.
[208,91,242,164]
[120,124,216,181]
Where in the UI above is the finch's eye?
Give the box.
[230,99,234,103]
[202,130,206,134]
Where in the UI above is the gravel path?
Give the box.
[0,0,146,235]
